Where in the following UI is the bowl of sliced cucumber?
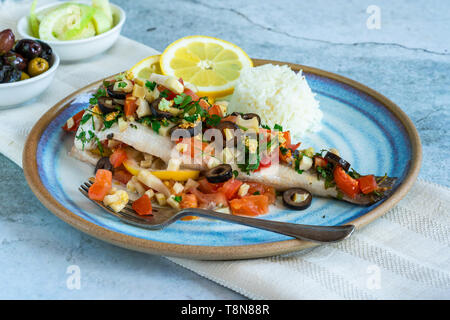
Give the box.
[17,0,126,62]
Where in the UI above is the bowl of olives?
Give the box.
[0,28,59,108]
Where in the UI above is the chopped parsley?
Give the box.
[316,163,336,189]
[237,146,260,174]
[174,93,192,108]
[80,112,92,125]
[145,80,156,91]
[273,124,283,131]
[89,87,106,105]
[159,89,170,98]
[173,195,182,203]
[117,81,127,88]
[206,114,221,127]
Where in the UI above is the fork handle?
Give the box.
[180,208,355,243]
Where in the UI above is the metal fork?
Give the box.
[79,181,355,243]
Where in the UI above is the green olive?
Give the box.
[20,72,30,81]
[27,57,49,77]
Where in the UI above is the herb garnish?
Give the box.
[145,80,157,91]
[89,87,106,105]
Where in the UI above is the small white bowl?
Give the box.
[0,52,60,109]
[17,1,126,62]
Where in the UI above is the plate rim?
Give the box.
[22,59,422,260]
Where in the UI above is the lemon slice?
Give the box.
[128,55,162,85]
[160,36,253,97]
[150,170,200,182]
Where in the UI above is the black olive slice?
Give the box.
[106,83,127,99]
[95,157,113,173]
[241,113,261,125]
[324,151,351,171]
[212,121,239,145]
[204,164,233,183]
[282,188,312,210]
[230,112,261,125]
[97,96,119,114]
[150,97,173,118]
[169,121,202,138]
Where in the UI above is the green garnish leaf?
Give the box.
[159,89,170,98]
[151,120,161,133]
[206,114,221,127]
[145,81,157,91]
[274,124,283,131]
[174,195,182,203]
[80,112,92,125]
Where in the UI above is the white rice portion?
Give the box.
[228,64,323,138]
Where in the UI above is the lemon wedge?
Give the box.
[128,55,162,85]
[150,170,200,182]
[160,36,253,98]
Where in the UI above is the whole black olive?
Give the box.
[0,29,15,55]
[204,164,233,183]
[0,64,9,82]
[282,188,312,210]
[14,39,42,60]
[0,66,22,83]
[36,40,52,62]
[95,157,113,173]
[3,51,27,70]
[324,151,351,172]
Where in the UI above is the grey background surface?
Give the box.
[0,0,449,299]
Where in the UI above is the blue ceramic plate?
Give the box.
[23,59,421,260]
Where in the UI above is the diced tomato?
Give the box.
[197,178,221,194]
[281,131,292,146]
[198,99,210,110]
[246,182,276,204]
[219,179,243,200]
[88,169,112,201]
[124,94,137,117]
[358,175,378,194]
[157,85,177,100]
[183,87,199,102]
[109,148,128,168]
[179,137,210,159]
[314,156,328,168]
[254,154,273,172]
[229,195,269,216]
[288,142,301,150]
[132,194,153,216]
[334,166,360,198]
[207,104,223,117]
[180,193,198,209]
[113,169,133,185]
[62,110,84,132]
[178,78,184,85]
[190,188,228,209]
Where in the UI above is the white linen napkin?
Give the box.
[1,0,449,300]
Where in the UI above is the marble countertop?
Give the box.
[0,0,448,299]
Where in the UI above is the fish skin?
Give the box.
[72,115,397,205]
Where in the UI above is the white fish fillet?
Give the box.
[72,110,395,205]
